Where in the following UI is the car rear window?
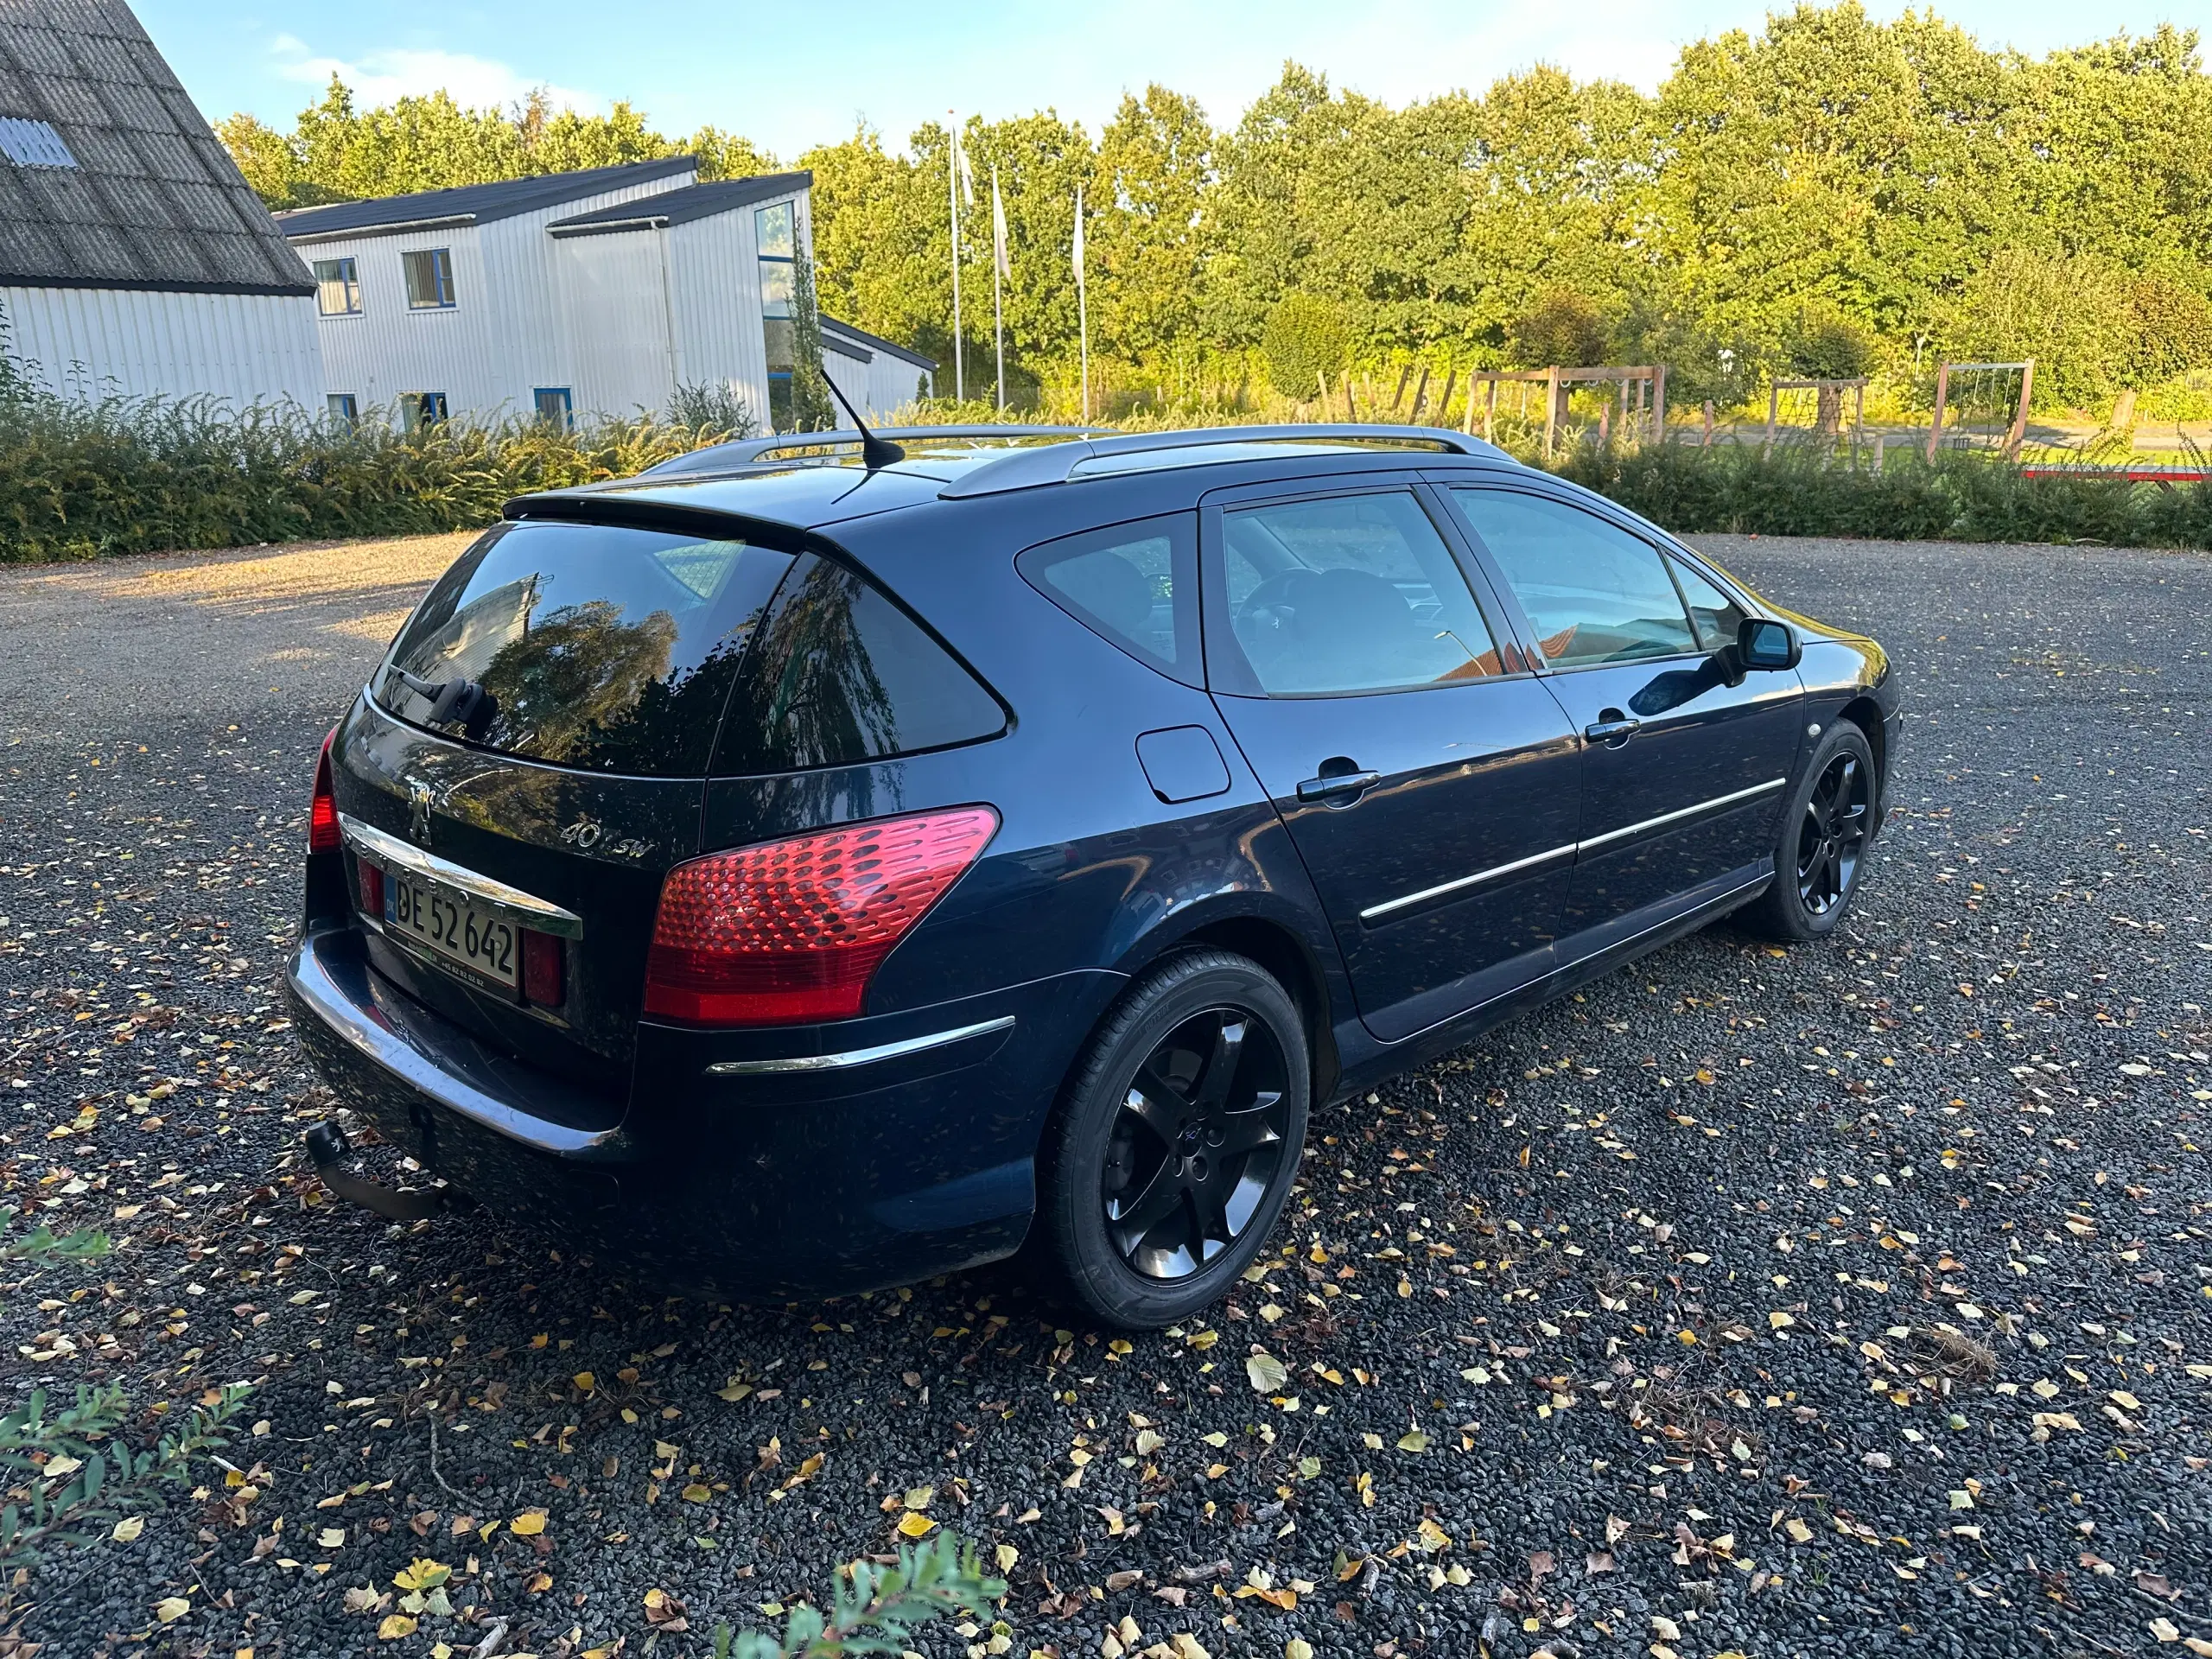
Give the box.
[373,518,793,776]
[720,552,1007,774]
[1016,512,1198,685]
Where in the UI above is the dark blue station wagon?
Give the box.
[291,424,1899,1326]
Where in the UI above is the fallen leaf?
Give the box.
[895,1511,936,1538]
[510,1510,548,1536]
[377,1615,418,1641]
[111,1516,144,1542]
[154,1597,191,1624]
[1247,1352,1288,1393]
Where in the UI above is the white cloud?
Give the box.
[267,34,605,115]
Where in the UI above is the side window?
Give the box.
[728,553,1006,773]
[1017,513,1197,686]
[1211,491,1506,696]
[1448,489,1697,668]
[1667,553,1748,651]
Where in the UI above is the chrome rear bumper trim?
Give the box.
[705,1015,1016,1076]
[340,812,584,938]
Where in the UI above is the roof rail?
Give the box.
[936,423,1512,499]
[638,424,1108,480]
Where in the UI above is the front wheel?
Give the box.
[1036,950,1311,1329]
[1742,721,1877,943]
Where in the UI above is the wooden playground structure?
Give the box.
[1461,365,1667,455]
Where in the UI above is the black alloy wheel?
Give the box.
[1101,1007,1291,1281]
[1038,950,1311,1327]
[1796,748,1870,918]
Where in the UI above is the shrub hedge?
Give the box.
[0,382,2205,562]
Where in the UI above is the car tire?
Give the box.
[1036,950,1311,1330]
[1742,721,1878,944]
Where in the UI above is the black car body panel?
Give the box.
[292,431,1900,1296]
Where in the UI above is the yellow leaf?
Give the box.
[995,1543,1019,1572]
[682,1484,712,1503]
[111,1516,144,1542]
[393,1558,451,1592]
[902,1484,936,1511]
[1396,1430,1430,1453]
[571,1371,596,1393]
[1769,1311,1796,1330]
[317,1528,346,1548]
[153,1596,191,1624]
[525,1571,552,1594]
[1246,1352,1288,1392]
[378,1615,418,1641]
[1785,1518,1813,1543]
[895,1511,937,1538]
[510,1510,548,1536]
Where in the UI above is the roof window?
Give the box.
[0,117,77,169]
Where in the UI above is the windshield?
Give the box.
[374,519,792,776]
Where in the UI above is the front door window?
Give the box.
[1447,488,1698,668]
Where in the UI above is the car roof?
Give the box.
[504,425,1534,533]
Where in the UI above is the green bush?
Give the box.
[1261,293,1349,401]
[1511,286,1611,369]
[0,379,746,563]
[1549,439,2209,549]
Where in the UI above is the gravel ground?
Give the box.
[2,530,2209,1659]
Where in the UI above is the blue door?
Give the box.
[1443,486,1807,941]
[1200,483,1585,1042]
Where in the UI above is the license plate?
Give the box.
[384,870,518,989]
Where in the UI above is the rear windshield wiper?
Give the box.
[384,666,497,737]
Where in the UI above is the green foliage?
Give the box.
[1261,293,1349,397]
[0,378,744,563]
[1,1208,251,1566]
[0,1384,251,1562]
[1783,304,1878,380]
[218,14,2212,415]
[709,1530,1006,1659]
[218,76,778,211]
[787,244,836,433]
[1548,439,2210,548]
[1512,287,1611,369]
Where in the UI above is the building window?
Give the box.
[756,202,795,431]
[314,257,360,316]
[402,392,449,431]
[403,248,455,310]
[533,387,573,428]
[0,116,76,169]
[326,393,359,425]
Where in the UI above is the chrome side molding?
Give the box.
[706,1015,1015,1076]
[339,813,585,939]
[1360,777,1788,923]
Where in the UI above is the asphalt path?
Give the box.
[1,530,2208,1659]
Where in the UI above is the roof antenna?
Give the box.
[817,373,905,470]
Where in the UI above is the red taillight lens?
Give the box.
[309,729,340,854]
[357,860,384,919]
[643,807,999,1027]
[521,928,564,1007]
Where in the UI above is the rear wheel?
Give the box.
[1037,951,1310,1328]
[1743,722,1876,943]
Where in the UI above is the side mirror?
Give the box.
[1737,616,1801,671]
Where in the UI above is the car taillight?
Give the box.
[309,729,340,853]
[521,928,564,1007]
[357,860,384,919]
[643,806,999,1027]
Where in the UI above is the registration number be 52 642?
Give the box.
[385,872,518,988]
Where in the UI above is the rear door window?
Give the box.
[1211,490,1507,696]
[721,552,1007,773]
[1016,512,1198,685]
[373,518,793,775]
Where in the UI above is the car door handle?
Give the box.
[1583,715,1642,746]
[1296,768,1382,803]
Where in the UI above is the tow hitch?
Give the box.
[302,1122,448,1221]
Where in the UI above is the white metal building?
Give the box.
[0,0,324,410]
[277,161,933,433]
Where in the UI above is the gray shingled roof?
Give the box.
[544,170,810,236]
[0,0,314,295]
[275,158,699,242]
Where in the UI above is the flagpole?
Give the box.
[991,167,1007,412]
[948,114,963,404]
[1074,182,1089,423]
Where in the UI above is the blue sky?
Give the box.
[142,0,2196,160]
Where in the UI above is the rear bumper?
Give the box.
[287,925,1120,1296]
